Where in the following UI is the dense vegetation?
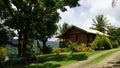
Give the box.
[90,35,112,50]
[90,15,109,33]
[0,0,80,57]
[0,0,80,67]
[0,0,120,68]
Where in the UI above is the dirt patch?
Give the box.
[60,49,120,68]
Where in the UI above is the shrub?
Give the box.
[90,35,104,50]
[53,48,61,52]
[55,50,61,55]
[111,40,119,48]
[90,35,112,50]
[74,43,93,52]
[0,46,6,63]
[8,56,24,64]
[0,46,6,68]
[68,41,93,53]
[103,36,112,49]
[80,43,87,52]
[61,48,70,52]
[74,46,81,52]
[26,42,36,58]
[53,48,61,55]
[73,43,86,52]
[67,41,77,54]
[42,46,53,54]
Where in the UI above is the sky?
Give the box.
[50,0,120,41]
[58,0,120,28]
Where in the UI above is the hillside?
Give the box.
[34,41,59,48]
[5,41,59,55]
[46,41,59,48]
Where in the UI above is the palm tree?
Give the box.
[58,22,70,35]
[90,15,109,33]
[57,22,70,51]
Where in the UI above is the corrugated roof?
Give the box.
[56,25,109,38]
[84,28,109,36]
[72,25,109,36]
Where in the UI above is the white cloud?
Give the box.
[58,0,120,29]
[107,15,120,27]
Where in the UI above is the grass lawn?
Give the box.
[8,50,104,68]
[87,48,120,64]
[8,48,120,68]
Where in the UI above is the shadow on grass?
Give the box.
[69,54,88,61]
[6,63,60,68]
[27,63,61,68]
[6,64,26,68]
[6,53,88,68]
[38,53,88,63]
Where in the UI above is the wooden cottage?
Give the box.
[57,25,109,47]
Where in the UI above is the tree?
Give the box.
[32,20,58,54]
[0,0,80,56]
[90,34,112,50]
[90,15,109,33]
[58,22,70,35]
[107,25,120,44]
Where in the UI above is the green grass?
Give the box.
[87,48,120,64]
[7,50,106,68]
[25,50,104,68]
[7,48,120,68]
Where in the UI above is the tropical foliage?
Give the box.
[0,0,80,56]
[90,15,109,33]
[90,35,112,50]
[107,25,120,48]
[107,26,120,43]
[58,22,70,35]
[67,41,93,54]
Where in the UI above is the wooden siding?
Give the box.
[58,26,96,47]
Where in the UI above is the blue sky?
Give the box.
[50,0,120,41]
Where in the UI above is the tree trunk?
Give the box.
[17,30,22,57]
[22,29,28,57]
[42,39,47,54]
[43,40,47,49]
[37,40,42,54]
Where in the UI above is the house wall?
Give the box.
[64,28,88,46]
[59,27,96,47]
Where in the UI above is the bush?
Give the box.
[0,46,6,63]
[68,41,93,52]
[0,46,6,68]
[26,42,36,58]
[8,56,24,64]
[53,48,61,55]
[61,48,69,52]
[103,36,112,49]
[74,46,81,52]
[42,46,53,54]
[90,35,104,50]
[111,40,119,48]
[67,41,77,54]
[90,35,112,50]
[74,43,93,52]
[73,43,86,52]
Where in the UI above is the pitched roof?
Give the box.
[72,25,109,36]
[57,25,109,38]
